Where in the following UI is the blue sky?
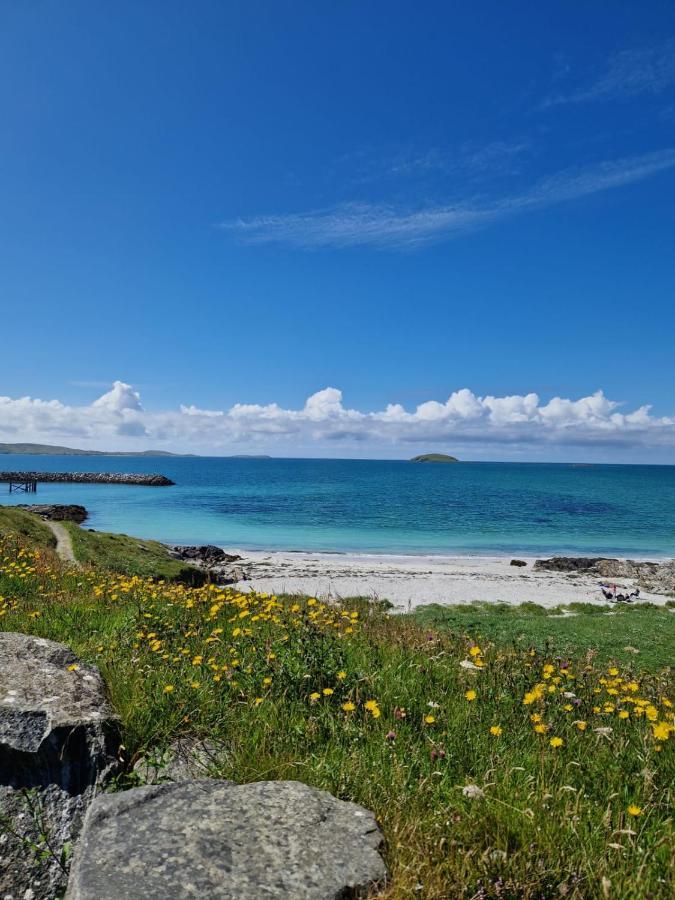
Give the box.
[1,1,675,460]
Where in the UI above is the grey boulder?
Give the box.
[0,633,120,899]
[66,779,387,899]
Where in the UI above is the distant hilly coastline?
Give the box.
[0,442,193,457]
[410,453,459,463]
[0,442,276,459]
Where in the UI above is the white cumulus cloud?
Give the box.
[0,382,674,461]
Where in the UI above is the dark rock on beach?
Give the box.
[0,471,174,486]
[534,556,675,593]
[65,780,387,899]
[0,633,120,899]
[166,544,248,585]
[534,557,606,573]
[510,559,527,567]
[18,503,88,524]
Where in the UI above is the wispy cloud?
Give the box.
[543,39,675,107]
[222,148,675,249]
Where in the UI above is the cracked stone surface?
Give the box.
[66,780,387,899]
[0,633,120,899]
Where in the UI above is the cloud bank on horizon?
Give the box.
[1,381,674,459]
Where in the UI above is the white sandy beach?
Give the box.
[228,550,673,610]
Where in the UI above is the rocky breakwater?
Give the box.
[166,544,248,585]
[534,556,675,594]
[0,471,174,486]
[0,633,120,900]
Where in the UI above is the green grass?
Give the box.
[0,505,57,549]
[0,538,673,899]
[410,601,675,672]
[62,523,205,584]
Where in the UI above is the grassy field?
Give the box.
[0,505,56,549]
[0,532,672,899]
[61,522,206,584]
[411,601,675,673]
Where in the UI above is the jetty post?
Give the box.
[8,480,38,494]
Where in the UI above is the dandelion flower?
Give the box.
[627,805,642,816]
[337,670,347,680]
[424,714,436,725]
[322,687,334,696]
[465,690,477,701]
[652,722,670,741]
[549,736,564,748]
[309,692,321,702]
[162,685,174,694]
[489,725,503,737]
[342,701,356,712]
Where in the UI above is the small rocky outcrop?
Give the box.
[166,545,248,585]
[534,556,675,593]
[18,504,88,524]
[65,780,387,899]
[0,633,120,899]
[510,559,527,567]
[0,472,173,486]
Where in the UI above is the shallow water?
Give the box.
[1,455,674,557]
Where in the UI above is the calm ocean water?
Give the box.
[1,455,674,557]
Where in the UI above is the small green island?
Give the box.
[409,453,459,463]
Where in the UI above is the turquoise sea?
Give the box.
[1,455,674,558]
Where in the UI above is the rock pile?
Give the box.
[534,556,675,594]
[0,633,120,899]
[18,504,88,524]
[166,544,248,584]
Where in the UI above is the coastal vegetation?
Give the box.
[62,524,206,584]
[412,601,675,672]
[0,506,56,549]
[0,512,672,898]
[410,453,459,463]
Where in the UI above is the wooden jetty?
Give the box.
[0,472,174,489]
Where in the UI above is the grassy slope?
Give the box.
[1,536,673,898]
[411,601,675,672]
[62,523,205,584]
[0,505,57,549]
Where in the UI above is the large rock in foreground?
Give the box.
[66,780,387,899]
[0,633,120,899]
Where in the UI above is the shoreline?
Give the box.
[224,548,674,610]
